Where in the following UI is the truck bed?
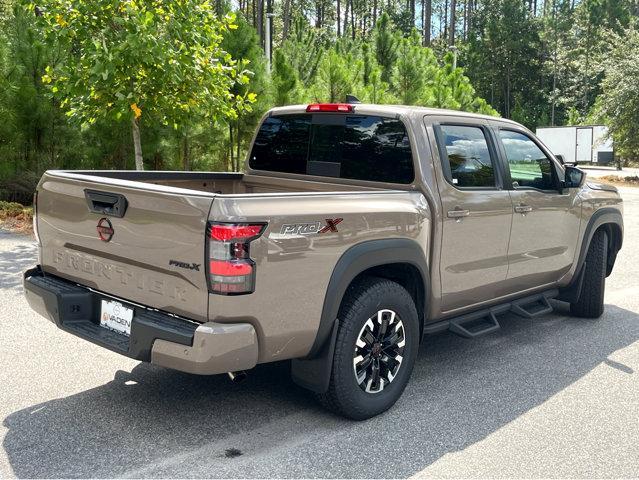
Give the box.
[34,170,407,325]
[66,170,382,195]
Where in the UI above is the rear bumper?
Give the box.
[23,266,258,375]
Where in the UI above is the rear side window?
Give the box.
[249,114,414,184]
[438,125,497,188]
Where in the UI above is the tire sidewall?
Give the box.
[333,280,419,418]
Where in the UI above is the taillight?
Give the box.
[306,103,353,113]
[207,222,266,295]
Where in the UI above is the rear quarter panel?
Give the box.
[208,191,430,362]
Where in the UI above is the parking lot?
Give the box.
[1,186,637,478]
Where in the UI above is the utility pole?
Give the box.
[265,12,276,72]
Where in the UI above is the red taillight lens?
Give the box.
[209,224,265,242]
[207,222,266,295]
[210,260,253,276]
[306,103,353,113]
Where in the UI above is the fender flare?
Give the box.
[558,207,623,302]
[291,238,429,393]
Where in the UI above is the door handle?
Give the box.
[84,189,128,218]
[447,208,470,219]
[514,204,533,214]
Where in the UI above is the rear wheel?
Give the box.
[317,277,419,420]
[570,229,608,318]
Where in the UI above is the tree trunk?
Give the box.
[373,0,377,27]
[252,0,256,28]
[131,117,144,171]
[182,133,190,171]
[337,0,341,35]
[343,0,349,37]
[449,0,456,46]
[443,0,448,39]
[350,0,355,40]
[236,117,242,171]
[256,0,264,48]
[282,0,291,38]
[423,0,431,46]
[229,123,235,172]
[462,0,467,40]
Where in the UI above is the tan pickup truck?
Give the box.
[24,103,623,419]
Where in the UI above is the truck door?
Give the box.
[495,128,581,289]
[576,127,593,163]
[430,120,513,313]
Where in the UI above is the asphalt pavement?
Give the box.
[0,187,638,478]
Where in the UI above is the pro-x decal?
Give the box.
[280,218,343,235]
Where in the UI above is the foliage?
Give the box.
[4,0,638,201]
[281,16,323,87]
[592,26,639,160]
[374,13,398,84]
[272,49,300,106]
[32,0,256,168]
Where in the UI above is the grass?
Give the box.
[0,201,34,234]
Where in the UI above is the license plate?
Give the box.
[100,299,133,336]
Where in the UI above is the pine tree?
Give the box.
[393,31,427,104]
[374,13,398,84]
[310,49,362,102]
[222,15,268,171]
[282,16,323,88]
[272,49,299,106]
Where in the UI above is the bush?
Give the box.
[0,201,25,218]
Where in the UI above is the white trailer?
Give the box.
[536,125,614,165]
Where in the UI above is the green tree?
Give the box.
[593,26,639,160]
[374,13,398,84]
[272,49,299,106]
[557,0,633,120]
[222,14,268,171]
[465,0,544,127]
[310,48,362,102]
[33,0,255,170]
[281,16,324,88]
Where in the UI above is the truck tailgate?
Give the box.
[36,172,213,321]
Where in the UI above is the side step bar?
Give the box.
[423,289,558,339]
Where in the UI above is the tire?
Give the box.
[316,277,420,420]
[570,229,608,318]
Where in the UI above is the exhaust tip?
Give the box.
[227,371,247,382]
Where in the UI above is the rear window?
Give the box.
[249,114,414,184]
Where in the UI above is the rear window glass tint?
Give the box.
[249,114,414,184]
[438,125,496,188]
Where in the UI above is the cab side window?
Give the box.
[499,130,557,191]
[438,125,497,188]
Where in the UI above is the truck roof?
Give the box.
[268,103,520,127]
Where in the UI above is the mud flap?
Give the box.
[291,319,339,393]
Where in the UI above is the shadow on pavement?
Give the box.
[3,302,638,478]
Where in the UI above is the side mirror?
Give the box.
[564,165,585,189]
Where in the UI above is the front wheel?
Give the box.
[317,277,419,420]
[571,229,608,318]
